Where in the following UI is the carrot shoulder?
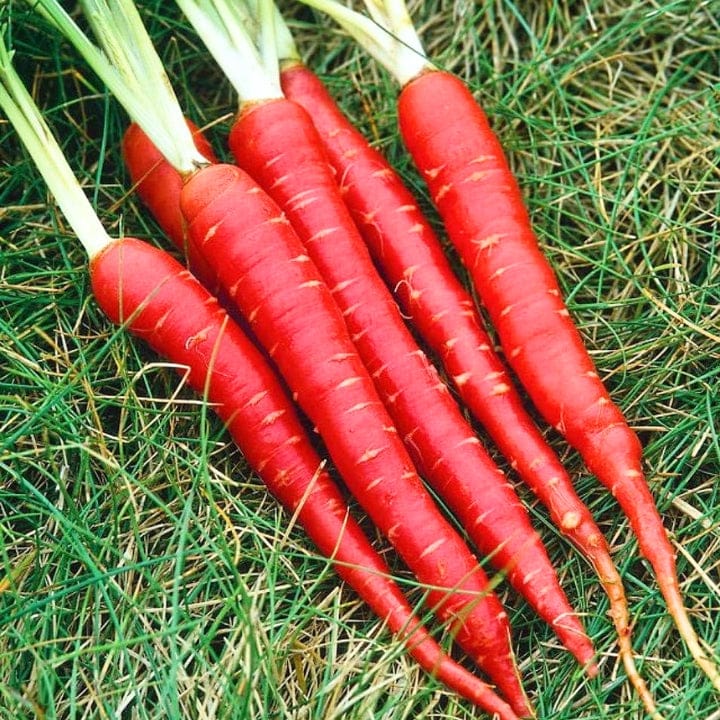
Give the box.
[123,120,219,292]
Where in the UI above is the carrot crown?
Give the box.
[173,0,283,104]
[0,27,111,258]
[29,0,210,176]
[296,0,432,85]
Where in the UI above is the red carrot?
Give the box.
[123,118,534,712]
[229,96,595,671]
[35,1,531,712]
[94,239,519,720]
[177,0,597,681]
[180,162,528,714]
[295,0,719,701]
[278,56,650,705]
[123,118,217,250]
[0,30,519,719]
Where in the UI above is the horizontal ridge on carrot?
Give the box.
[296,0,720,708]
[176,0,598,687]
[0,18,519,720]
[31,0,531,714]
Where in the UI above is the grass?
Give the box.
[1,0,719,718]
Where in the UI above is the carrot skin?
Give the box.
[179,163,531,715]
[228,97,596,679]
[90,237,519,719]
[396,69,699,670]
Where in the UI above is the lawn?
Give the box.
[1,1,719,718]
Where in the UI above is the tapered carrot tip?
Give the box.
[508,689,534,719]
[474,649,532,717]
[502,675,534,718]
[571,628,599,678]
[619,647,665,720]
[447,668,523,720]
[609,458,720,694]
[601,570,664,718]
[653,553,720,694]
[474,649,533,718]
[550,613,597,674]
[497,692,532,718]
[664,579,720,693]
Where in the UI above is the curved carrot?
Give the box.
[397,68,719,691]
[179,162,529,715]
[279,57,641,690]
[91,237,519,720]
[228,95,596,677]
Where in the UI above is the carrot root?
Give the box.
[179,162,532,716]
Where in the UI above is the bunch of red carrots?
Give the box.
[2,0,718,717]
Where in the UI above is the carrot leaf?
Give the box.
[29,0,209,175]
[0,26,111,258]
[296,0,431,84]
